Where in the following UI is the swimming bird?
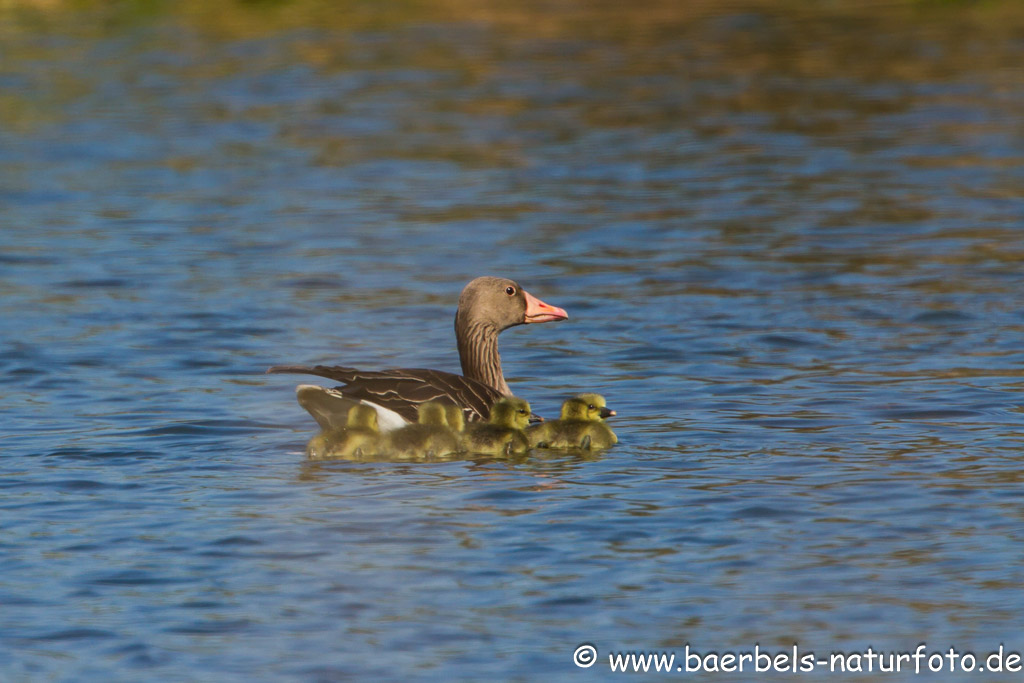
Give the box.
[305,404,381,460]
[383,401,463,460]
[268,276,567,432]
[463,397,532,455]
[528,393,617,450]
[445,403,465,435]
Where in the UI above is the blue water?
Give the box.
[2,2,1024,680]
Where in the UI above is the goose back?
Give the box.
[269,364,503,425]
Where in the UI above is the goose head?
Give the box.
[489,397,532,430]
[561,394,616,421]
[456,276,567,332]
[454,277,568,395]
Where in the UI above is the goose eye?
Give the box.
[505,286,516,296]
[588,404,595,410]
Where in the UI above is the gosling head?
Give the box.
[347,404,380,431]
[562,393,615,422]
[417,401,449,427]
[444,404,465,433]
[489,397,531,430]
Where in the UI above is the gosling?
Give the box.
[445,404,466,436]
[306,404,381,460]
[463,397,532,455]
[528,393,617,450]
[383,401,463,459]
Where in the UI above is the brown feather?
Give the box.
[268,364,502,423]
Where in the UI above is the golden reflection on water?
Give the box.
[2,0,1023,126]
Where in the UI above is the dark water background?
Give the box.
[2,0,1024,679]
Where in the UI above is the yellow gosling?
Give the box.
[383,401,463,460]
[463,397,531,455]
[527,393,617,450]
[445,404,466,435]
[306,404,381,460]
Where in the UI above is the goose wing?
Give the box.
[268,364,503,424]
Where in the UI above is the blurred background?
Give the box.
[1,0,1023,679]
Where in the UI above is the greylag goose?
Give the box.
[268,276,567,431]
[527,393,618,450]
[305,404,381,460]
[463,397,532,455]
[383,401,463,460]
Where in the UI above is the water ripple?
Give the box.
[2,1,1023,679]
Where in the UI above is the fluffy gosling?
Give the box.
[463,397,532,455]
[306,404,381,460]
[383,401,463,460]
[528,393,617,450]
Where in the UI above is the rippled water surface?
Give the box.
[2,1,1024,679]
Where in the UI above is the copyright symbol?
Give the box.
[574,643,597,668]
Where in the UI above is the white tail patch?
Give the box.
[360,400,407,433]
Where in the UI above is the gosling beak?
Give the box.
[600,407,616,419]
[523,290,568,324]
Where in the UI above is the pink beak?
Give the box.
[523,289,568,323]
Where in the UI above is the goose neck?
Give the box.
[457,320,510,395]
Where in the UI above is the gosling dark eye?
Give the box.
[505,286,516,296]
[588,404,595,410]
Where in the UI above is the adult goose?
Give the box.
[268,276,567,431]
